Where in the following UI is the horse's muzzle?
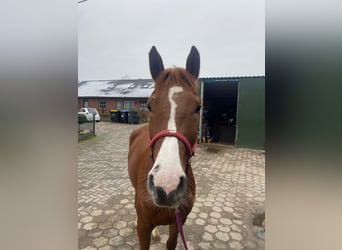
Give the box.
[147,174,187,207]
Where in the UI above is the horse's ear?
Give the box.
[186,46,200,79]
[149,46,165,81]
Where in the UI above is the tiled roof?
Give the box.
[78,79,154,98]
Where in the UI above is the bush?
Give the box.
[78,113,88,124]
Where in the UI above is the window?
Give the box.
[124,101,133,111]
[139,102,148,111]
[116,101,122,110]
[99,100,106,109]
[83,100,88,108]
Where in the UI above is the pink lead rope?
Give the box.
[175,208,189,250]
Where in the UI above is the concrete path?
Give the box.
[78,122,265,250]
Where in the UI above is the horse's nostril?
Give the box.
[152,164,160,173]
[148,174,154,183]
[179,176,186,185]
[178,175,187,191]
[148,174,155,190]
[155,186,167,202]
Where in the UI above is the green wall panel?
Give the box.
[236,77,265,149]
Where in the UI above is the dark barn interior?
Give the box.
[202,80,238,144]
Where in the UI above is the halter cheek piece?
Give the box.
[148,129,197,176]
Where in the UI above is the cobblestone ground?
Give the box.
[78,122,265,250]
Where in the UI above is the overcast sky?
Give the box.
[78,0,264,81]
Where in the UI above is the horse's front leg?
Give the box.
[136,217,153,250]
[167,223,179,250]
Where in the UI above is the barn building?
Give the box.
[78,76,264,149]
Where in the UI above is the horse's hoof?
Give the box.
[151,228,161,241]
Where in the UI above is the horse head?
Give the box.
[146,46,201,207]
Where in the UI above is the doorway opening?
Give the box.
[202,80,238,144]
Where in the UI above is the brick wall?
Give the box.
[78,97,148,115]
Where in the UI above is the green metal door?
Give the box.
[236,77,265,149]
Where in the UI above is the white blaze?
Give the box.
[167,86,183,131]
[149,86,184,194]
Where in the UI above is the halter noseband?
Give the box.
[148,129,197,174]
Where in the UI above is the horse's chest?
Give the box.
[150,210,177,226]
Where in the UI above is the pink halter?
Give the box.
[148,129,197,176]
[148,129,197,157]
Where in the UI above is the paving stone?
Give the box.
[124,203,134,209]
[119,227,133,237]
[125,236,138,246]
[117,209,128,216]
[98,246,114,250]
[109,235,124,246]
[208,217,219,224]
[213,241,229,249]
[229,240,244,249]
[90,210,103,216]
[231,224,242,232]
[210,211,221,219]
[113,220,127,229]
[103,229,118,238]
[198,242,211,249]
[204,201,213,206]
[202,232,214,241]
[199,212,208,219]
[79,211,88,216]
[219,218,232,225]
[108,214,120,222]
[80,216,93,223]
[127,221,136,228]
[206,197,215,202]
[88,229,103,238]
[120,199,129,204]
[223,206,234,213]
[104,210,115,215]
[99,221,112,230]
[233,212,242,218]
[191,206,200,213]
[186,218,194,226]
[212,206,223,212]
[233,219,243,225]
[214,201,224,207]
[93,214,108,223]
[230,231,243,241]
[92,237,108,248]
[83,222,98,230]
[217,225,230,233]
[188,213,196,219]
[196,197,205,202]
[204,224,218,233]
[215,231,229,241]
[195,218,206,225]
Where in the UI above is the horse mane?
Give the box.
[154,67,198,94]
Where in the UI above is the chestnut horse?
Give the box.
[128,46,201,250]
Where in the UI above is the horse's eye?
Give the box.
[147,103,152,112]
[195,104,201,113]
